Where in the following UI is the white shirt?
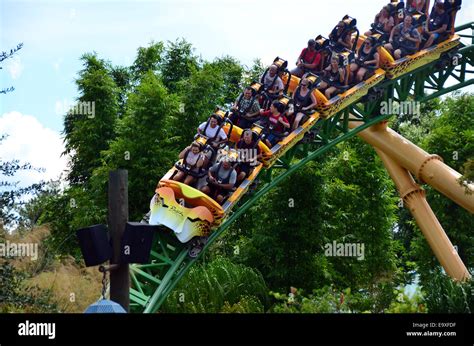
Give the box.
[198,122,228,141]
[185,151,201,166]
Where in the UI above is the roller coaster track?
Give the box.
[129,22,474,313]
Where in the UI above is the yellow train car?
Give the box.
[281,69,386,119]
[378,35,461,79]
[149,181,221,243]
[223,109,321,168]
[261,111,320,167]
[152,160,264,241]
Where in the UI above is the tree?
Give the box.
[17,180,61,232]
[210,56,244,105]
[423,269,473,313]
[0,261,58,313]
[242,58,265,86]
[93,71,181,220]
[223,138,400,312]
[62,53,120,185]
[173,62,228,146]
[130,41,164,83]
[234,161,326,292]
[0,43,23,94]
[0,143,43,226]
[110,65,133,118]
[161,39,199,93]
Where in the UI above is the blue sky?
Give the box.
[0,0,473,185]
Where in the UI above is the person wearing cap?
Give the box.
[423,0,450,48]
[290,39,322,78]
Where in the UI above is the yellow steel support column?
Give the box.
[348,116,474,213]
[376,147,471,281]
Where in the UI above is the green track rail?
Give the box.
[130,22,474,313]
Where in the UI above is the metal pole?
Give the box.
[108,170,130,312]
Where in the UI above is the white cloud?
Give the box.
[5,56,24,80]
[70,8,77,20]
[0,111,67,189]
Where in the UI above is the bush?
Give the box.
[270,286,352,313]
[423,269,473,313]
[386,288,425,313]
[161,257,268,313]
[0,261,58,313]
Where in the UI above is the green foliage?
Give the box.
[220,296,264,313]
[17,180,61,232]
[161,39,198,92]
[229,139,400,312]
[0,261,58,313]
[110,65,133,118]
[422,269,473,313]
[174,62,226,146]
[233,161,326,292]
[1,136,45,227]
[243,58,265,86]
[320,140,399,290]
[210,56,244,105]
[131,41,164,82]
[162,257,267,313]
[95,71,181,220]
[460,158,474,185]
[270,286,352,313]
[386,287,425,313]
[63,53,120,185]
